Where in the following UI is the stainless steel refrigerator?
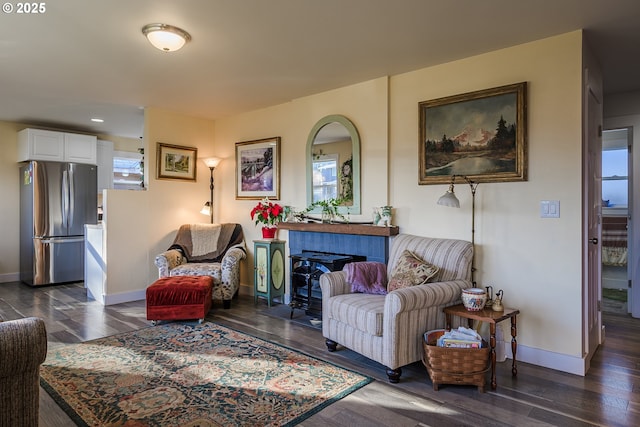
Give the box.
[20,161,97,286]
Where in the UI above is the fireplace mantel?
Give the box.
[279,222,399,264]
[278,222,399,237]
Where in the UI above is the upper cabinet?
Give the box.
[17,128,97,164]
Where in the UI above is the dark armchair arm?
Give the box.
[0,317,47,427]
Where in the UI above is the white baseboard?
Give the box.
[103,289,146,306]
[502,342,586,376]
[0,272,20,283]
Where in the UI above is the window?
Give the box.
[602,127,629,208]
[113,151,144,190]
[312,155,338,202]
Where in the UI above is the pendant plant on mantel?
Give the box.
[304,198,348,224]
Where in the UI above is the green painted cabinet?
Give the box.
[253,239,285,306]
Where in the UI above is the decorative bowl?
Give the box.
[309,319,322,327]
[461,288,487,311]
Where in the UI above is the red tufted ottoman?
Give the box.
[146,276,213,325]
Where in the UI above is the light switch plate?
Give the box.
[540,200,560,218]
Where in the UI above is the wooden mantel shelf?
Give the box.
[278,222,399,237]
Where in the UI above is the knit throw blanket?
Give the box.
[344,261,389,295]
[169,223,245,263]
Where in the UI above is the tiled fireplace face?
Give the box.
[287,230,392,264]
[285,229,393,317]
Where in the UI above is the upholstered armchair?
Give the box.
[155,223,246,309]
[320,234,473,383]
[0,316,48,427]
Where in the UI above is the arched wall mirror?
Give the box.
[306,114,361,214]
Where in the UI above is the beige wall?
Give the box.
[0,31,591,374]
[390,32,584,359]
[211,31,586,371]
[101,108,218,300]
[213,77,390,290]
[0,121,25,282]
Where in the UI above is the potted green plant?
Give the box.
[304,198,348,223]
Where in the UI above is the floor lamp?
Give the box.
[201,157,222,223]
[437,175,479,284]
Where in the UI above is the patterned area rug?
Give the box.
[40,322,371,426]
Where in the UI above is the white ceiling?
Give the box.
[2,0,640,139]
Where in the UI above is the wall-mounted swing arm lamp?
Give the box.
[201,157,222,223]
[437,175,479,284]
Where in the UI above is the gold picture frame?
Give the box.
[156,142,198,181]
[235,137,281,200]
[419,82,527,184]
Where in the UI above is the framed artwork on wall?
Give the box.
[235,137,281,200]
[156,142,198,181]
[419,82,527,184]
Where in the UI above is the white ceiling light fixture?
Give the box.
[142,23,191,52]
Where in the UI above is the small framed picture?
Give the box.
[235,137,281,200]
[156,142,198,181]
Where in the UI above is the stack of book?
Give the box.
[436,326,483,348]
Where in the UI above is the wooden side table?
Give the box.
[444,304,520,390]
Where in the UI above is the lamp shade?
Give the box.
[437,185,460,208]
[203,157,222,168]
[142,23,191,52]
[200,201,211,216]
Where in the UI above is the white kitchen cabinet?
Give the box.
[17,128,97,164]
[64,132,97,164]
[96,140,114,191]
[17,128,64,161]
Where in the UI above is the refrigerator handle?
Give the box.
[62,169,69,229]
[68,165,75,228]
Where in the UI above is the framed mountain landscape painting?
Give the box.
[418,82,527,184]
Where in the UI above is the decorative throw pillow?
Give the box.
[387,250,439,292]
[344,262,388,295]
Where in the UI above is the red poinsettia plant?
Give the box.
[250,197,284,228]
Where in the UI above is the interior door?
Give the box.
[585,86,603,365]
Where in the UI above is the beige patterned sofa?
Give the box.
[0,316,47,427]
[155,223,246,309]
[320,234,473,382]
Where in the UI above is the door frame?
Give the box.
[582,65,604,373]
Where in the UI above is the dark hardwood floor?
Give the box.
[1,281,638,427]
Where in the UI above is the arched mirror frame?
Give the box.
[306,114,361,215]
